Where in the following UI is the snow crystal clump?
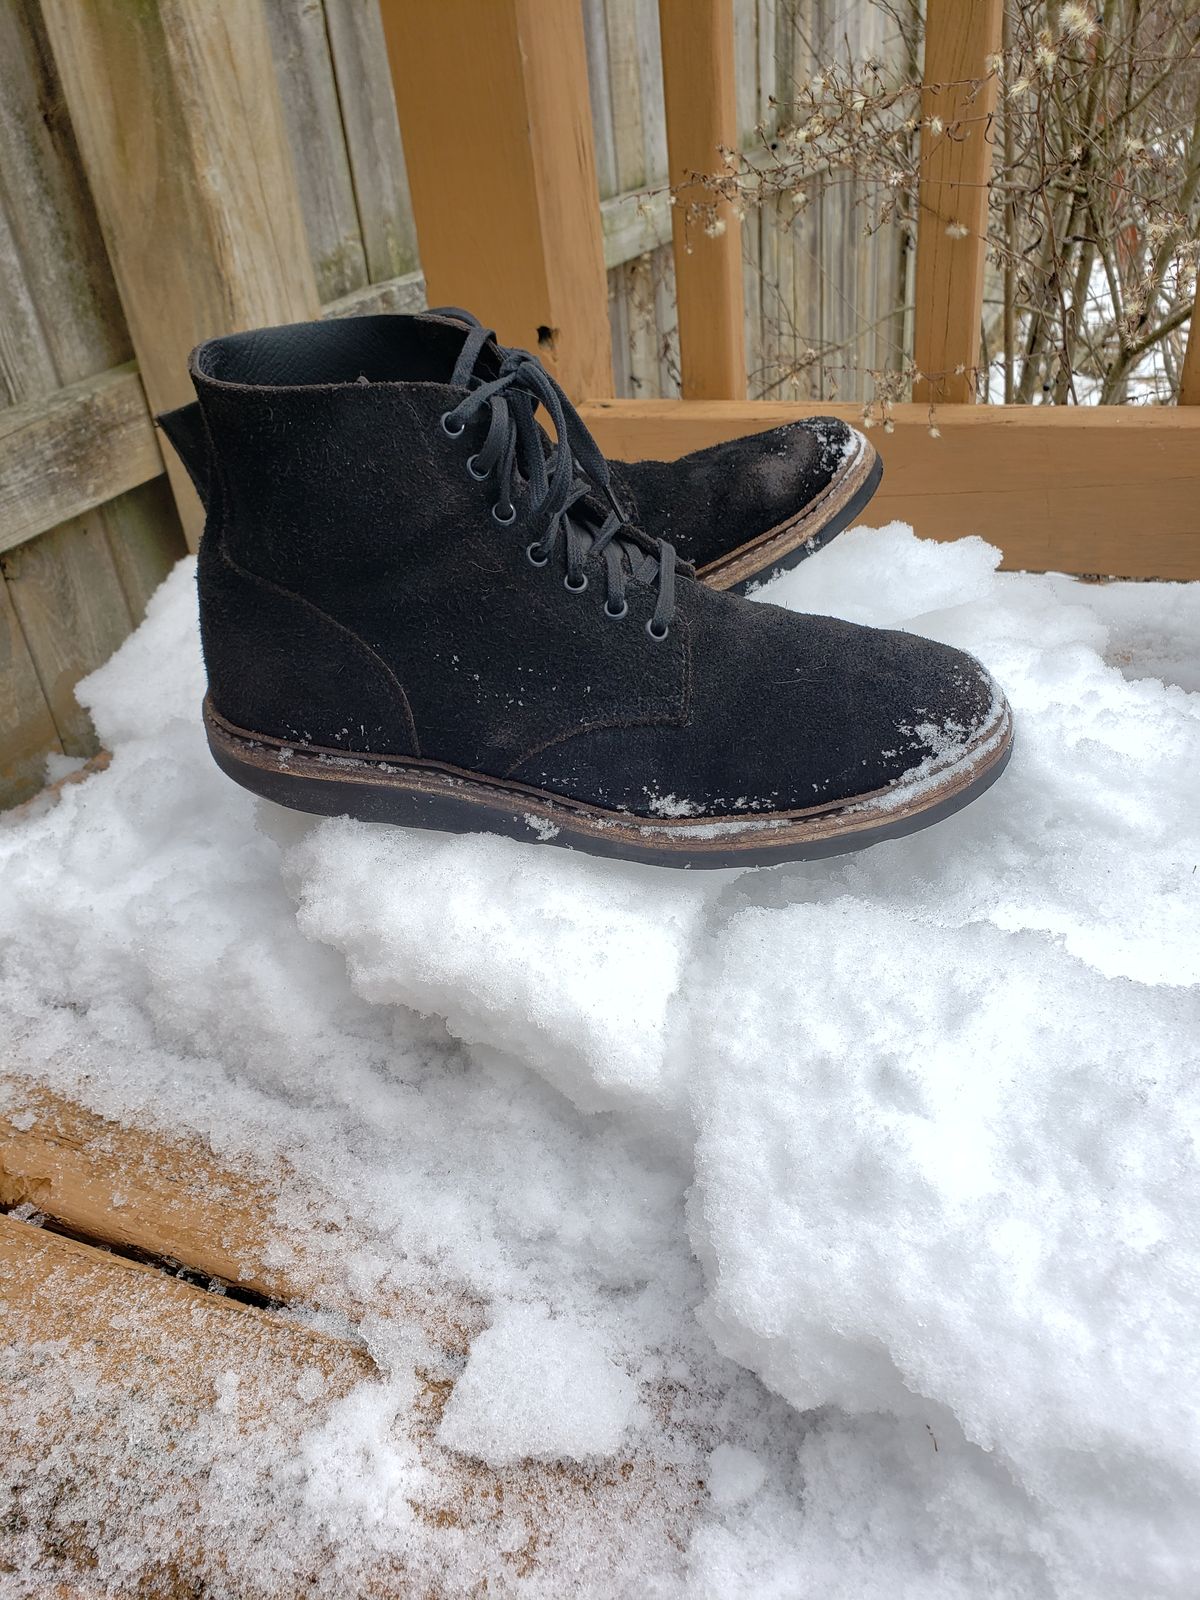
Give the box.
[438,1302,640,1464]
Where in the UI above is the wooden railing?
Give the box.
[383,0,1199,580]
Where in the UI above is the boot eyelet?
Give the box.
[466,454,489,480]
[646,619,670,641]
[526,542,549,567]
[564,572,588,593]
[492,502,517,525]
[604,599,628,620]
[441,411,466,437]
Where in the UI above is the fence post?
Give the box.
[912,0,1003,406]
[1181,282,1200,405]
[379,0,613,403]
[39,0,321,548]
[658,0,747,400]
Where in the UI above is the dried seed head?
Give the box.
[1060,3,1098,40]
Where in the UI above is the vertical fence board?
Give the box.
[614,0,673,397]
[104,477,189,624]
[381,0,612,400]
[606,0,648,192]
[261,0,368,302]
[0,1,130,382]
[735,0,764,392]
[583,0,621,198]
[1181,281,1200,405]
[0,516,133,755]
[911,0,1003,405]
[636,0,669,182]
[0,577,62,801]
[41,0,321,548]
[584,0,675,400]
[659,0,748,399]
[323,0,420,283]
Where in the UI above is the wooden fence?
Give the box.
[2,0,1199,812]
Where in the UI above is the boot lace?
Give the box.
[434,308,677,638]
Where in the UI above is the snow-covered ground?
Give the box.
[2,524,1198,1597]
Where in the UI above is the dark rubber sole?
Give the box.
[205,695,1014,871]
[698,433,884,596]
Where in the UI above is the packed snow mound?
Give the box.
[1,524,1198,1597]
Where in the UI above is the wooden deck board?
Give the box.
[0,1087,697,1592]
[0,1074,477,1356]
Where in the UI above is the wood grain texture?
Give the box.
[0,0,130,391]
[0,578,62,804]
[581,398,1200,578]
[0,1075,476,1352]
[658,0,747,399]
[1181,279,1200,405]
[324,0,420,282]
[0,0,184,802]
[324,266,425,320]
[0,1212,374,1389]
[0,1213,376,1584]
[262,0,368,300]
[0,364,163,556]
[0,1196,685,1590]
[912,0,1003,405]
[0,515,133,754]
[103,476,189,624]
[380,0,613,400]
[40,0,320,547]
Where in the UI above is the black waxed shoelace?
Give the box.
[433,307,677,637]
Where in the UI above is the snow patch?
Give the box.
[1,524,1198,1595]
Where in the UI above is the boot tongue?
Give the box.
[421,308,504,387]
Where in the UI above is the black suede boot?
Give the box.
[188,314,1011,869]
[159,309,880,593]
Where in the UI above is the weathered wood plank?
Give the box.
[583,0,621,202]
[0,1196,682,1591]
[40,0,321,548]
[0,364,163,557]
[581,398,1200,578]
[602,189,672,270]
[0,514,133,754]
[0,0,187,758]
[1181,279,1200,405]
[0,0,131,390]
[659,0,747,399]
[0,1076,476,1351]
[912,0,1003,404]
[0,1211,375,1389]
[324,0,420,282]
[381,0,613,400]
[262,0,368,301]
[103,477,189,624]
[0,1213,376,1584]
[0,579,62,808]
[324,265,425,320]
[605,0,648,194]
